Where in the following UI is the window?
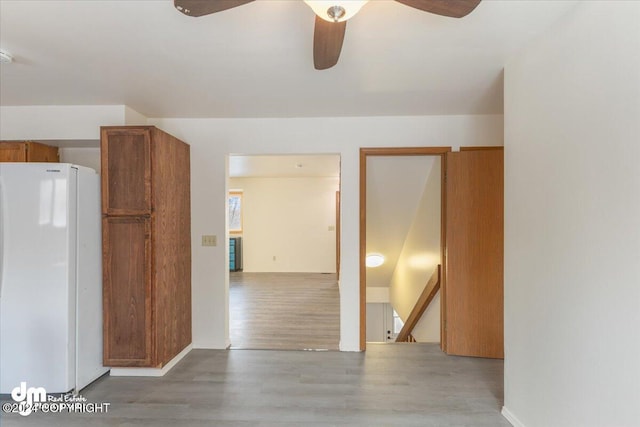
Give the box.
[229,191,243,234]
[393,309,404,335]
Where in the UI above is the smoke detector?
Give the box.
[0,50,14,64]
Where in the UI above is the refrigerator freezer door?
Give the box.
[0,163,76,394]
[75,166,109,390]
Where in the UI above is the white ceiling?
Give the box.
[366,155,435,287]
[229,154,340,177]
[0,0,578,118]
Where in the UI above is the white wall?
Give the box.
[124,106,148,125]
[0,107,503,351]
[503,2,640,426]
[1,104,146,174]
[389,160,441,343]
[366,156,434,287]
[366,287,390,304]
[229,176,339,273]
[0,105,126,140]
[150,115,502,351]
[60,147,101,173]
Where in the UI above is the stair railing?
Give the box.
[395,264,441,343]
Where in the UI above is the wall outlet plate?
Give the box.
[202,235,217,246]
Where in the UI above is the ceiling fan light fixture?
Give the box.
[304,0,369,23]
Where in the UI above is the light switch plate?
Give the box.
[202,235,217,246]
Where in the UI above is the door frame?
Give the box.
[359,147,451,351]
[336,191,341,279]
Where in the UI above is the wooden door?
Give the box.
[444,148,503,358]
[101,128,151,216]
[0,142,27,162]
[102,217,153,366]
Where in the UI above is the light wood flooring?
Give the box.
[229,272,340,350]
[1,344,508,426]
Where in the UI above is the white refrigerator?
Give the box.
[0,163,108,394]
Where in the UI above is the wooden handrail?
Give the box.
[395,265,441,343]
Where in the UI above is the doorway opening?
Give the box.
[360,147,449,350]
[227,154,341,350]
[360,146,505,358]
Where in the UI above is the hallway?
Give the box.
[229,272,340,350]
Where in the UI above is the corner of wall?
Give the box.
[501,406,525,427]
[124,106,148,125]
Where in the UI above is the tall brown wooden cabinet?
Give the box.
[0,141,59,162]
[101,126,191,368]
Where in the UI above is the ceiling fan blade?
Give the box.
[174,0,254,17]
[394,0,481,18]
[313,17,347,70]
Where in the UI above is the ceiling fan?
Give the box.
[174,0,481,70]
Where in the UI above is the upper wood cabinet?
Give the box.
[0,141,59,162]
[101,126,192,369]
[100,128,151,216]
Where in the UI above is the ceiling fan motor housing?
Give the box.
[327,5,346,22]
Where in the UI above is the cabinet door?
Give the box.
[26,142,59,162]
[101,128,151,215]
[103,217,153,367]
[0,142,27,162]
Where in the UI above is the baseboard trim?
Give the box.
[109,344,193,377]
[192,340,231,350]
[502,406,526,427]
